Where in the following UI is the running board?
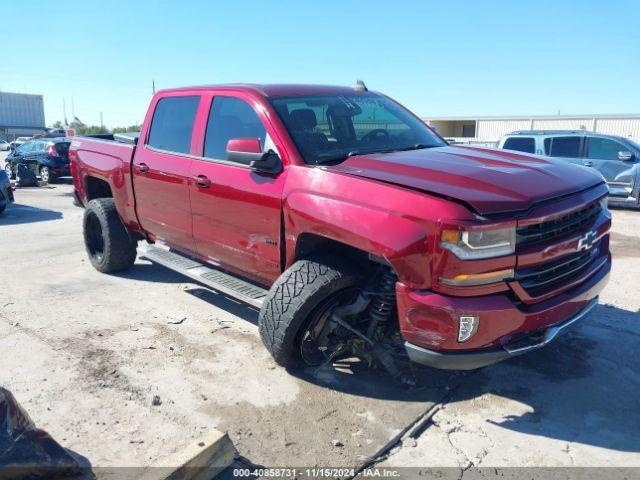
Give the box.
[138,244,267,308]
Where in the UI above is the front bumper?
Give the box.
[405,298,598,370]
[398,253,610,370]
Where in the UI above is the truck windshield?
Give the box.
[271,93,446,164]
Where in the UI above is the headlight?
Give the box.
[441,227,516,260]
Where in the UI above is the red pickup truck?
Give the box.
[69,83,611,375]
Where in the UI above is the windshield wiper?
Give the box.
[347,144,436,157]
[315,144,439,165]
[394,143,438,152]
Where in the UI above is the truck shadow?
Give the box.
[118,261,194,284]
[291,303,640,453]
[121,271,640,454]
[0,203,63,226]
[184,287,260,324]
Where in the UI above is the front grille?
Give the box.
[515,244,599,297]
[517,202,601,246]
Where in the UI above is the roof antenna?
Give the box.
[354,79,368,92]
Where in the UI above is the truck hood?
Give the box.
[324,146,604,215]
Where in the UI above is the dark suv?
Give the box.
[5,138,71,183]
[499,130,640,208]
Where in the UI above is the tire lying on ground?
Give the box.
[83,198,137,273]
[259,253,362,368]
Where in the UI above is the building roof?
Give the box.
[424,113,640,121]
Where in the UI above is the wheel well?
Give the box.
[85,176,113,201]
[294,233,382,271]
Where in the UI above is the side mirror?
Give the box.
[618,151,635,161]
[226,138,282,174]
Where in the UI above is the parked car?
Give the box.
[70,84,610,376]
[499,130,640,208]
[0,169,13,214]
[9,137,30,150]
[0,139,10,151]
[5,137,71,183]
[32,129,68,139]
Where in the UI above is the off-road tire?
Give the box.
[259,254,362,368]
[83,198,137,273]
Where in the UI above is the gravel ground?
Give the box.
[1,154,638,477]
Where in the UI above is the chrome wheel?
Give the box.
[39,166,50,183]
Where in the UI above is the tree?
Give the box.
[47,121,140,135]
[112,124,142,134]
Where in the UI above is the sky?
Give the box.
[2,0,639,128]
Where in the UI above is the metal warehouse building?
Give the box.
[425,114,640,145]
[0,91,46,141]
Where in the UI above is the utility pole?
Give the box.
[152,80,156,95]
[100,112,104,131]
[63,98,68,126]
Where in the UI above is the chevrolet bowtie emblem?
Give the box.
[577,230,598,251]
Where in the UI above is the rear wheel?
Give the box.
[258,254,363,368]
[39,165,54,183]
[83,198,137,273]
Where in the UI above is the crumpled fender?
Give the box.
[284,189,431,288]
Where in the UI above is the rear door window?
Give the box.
[586,137,626,160]
[204,97,266,162]
[18,142,34,154]
[147,96,200,154]
[502,137,535,153]
[546,136,582,157]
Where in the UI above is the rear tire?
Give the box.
[39,165,53,183]
[258,254,362,368]
[83,198,137,273]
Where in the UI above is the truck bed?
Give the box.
[69,135,140,230]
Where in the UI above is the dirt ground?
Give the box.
[1,159,639,477]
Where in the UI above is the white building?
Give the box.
[0,91,46,141]
[424,114,640,146]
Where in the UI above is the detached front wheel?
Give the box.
[83,198,137,273]
[259,254,363,368]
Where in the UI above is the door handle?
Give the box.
[137,163,150,173]
[192,174,211,188]
[583,161,593,167]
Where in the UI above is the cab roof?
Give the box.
[157,83,368,98]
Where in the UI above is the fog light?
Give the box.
[458,316,479,342]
